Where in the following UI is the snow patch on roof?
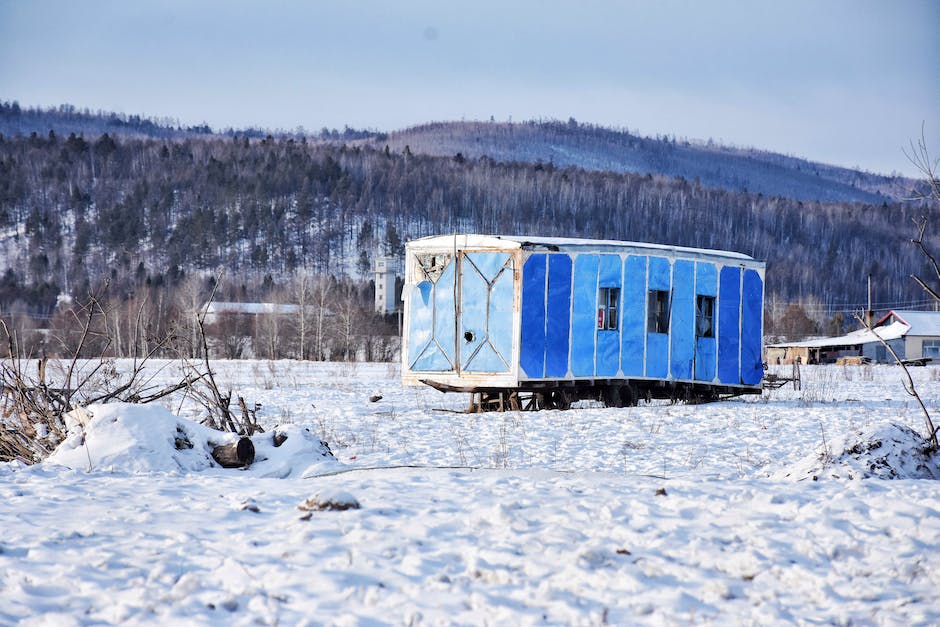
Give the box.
[202,301,299,316]
[883,310,940,336]
[769,320,910,348]
[408,234,758,263]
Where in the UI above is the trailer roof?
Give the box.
[407,234,760,264]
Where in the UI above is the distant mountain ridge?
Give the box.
[374,120,914,203]
[0,101,379,144]
[1,102,919,204]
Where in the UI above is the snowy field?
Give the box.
[2,361,940,625]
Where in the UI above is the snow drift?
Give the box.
[45,403,337,476]
[774,422,940,480]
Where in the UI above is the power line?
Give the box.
[767,299,939,317]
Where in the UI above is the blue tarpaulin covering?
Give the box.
[545,255,572,377]
[571,254,599,376]
[670,260,695,380]
[434,261,457,368]
[410,257,458,372]
[520,254,547,378]
[718,266,741,384]
[408,281,433,367]
[694,262,718,381]
[621,256,646,376]
[696,262,718,297]
[741,269,764,385]
[410,240,762,391]
[645,256,671,378]
[459,258,487,370]
[462,252,512,373]
[596,255,622,376]
[648,256,670,291]
[487,257,515,371]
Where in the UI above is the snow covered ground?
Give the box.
[2,361,940,625]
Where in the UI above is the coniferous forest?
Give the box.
[0,102,937,358]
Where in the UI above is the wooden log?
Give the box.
[212,437,255,468]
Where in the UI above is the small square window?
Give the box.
[648,290,669,333]
[924,340,940,359]
[597,287,620,330]
[696,295,715,338]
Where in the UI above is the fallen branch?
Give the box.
[211,437,255,468]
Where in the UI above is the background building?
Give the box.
[374,257,400,315]
[766,310,940,364]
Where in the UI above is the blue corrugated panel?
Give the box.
[695,337,717,381]
[462,252,513,373]
[545,254,573,377]
[670,260,695,380]
[465,252,507,281]
[696,262,718,297]
[571,254,599,376]
[718,266,741,384]
[741,269,764,385]
[431,261,457,369]
[646,333,669,378]
[694,262,718,381]
[621,255,646,376]
[408,280,434,367]
[487,256,514,372]
[520,254,547,378]
[648,256,671,290]
[645,257,671,378]
[596,254,622,376]
[459,258,487,370]
[411,259,458,372]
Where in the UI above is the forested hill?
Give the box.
[1,124,936,322]
[0,101,214,140]
[0,101,378,144]
[376,120,915,204]
[1,103,918,204]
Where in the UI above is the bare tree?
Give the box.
[209,311,251,359]
[853,311,937,449]
[312,275,333,361]
[333,285,362,361]
[255,288,290,359]
[0,295,199,463]
[882,125,940,450]
[174,274,208,358]
[904,125,940,303]
[291,270,314,360]
[904,124,940,203]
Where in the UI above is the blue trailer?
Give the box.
[402,235,765,410]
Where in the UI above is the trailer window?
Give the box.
[597,287,620,330]
[414,253,452,283]
[647,290,669,334]
[696,295,715,338]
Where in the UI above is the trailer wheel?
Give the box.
[549,390,571,410]
[619,384,637,407]
[533,392,548,410]
[603,385,625,408]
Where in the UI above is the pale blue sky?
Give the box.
[0,0,937,176]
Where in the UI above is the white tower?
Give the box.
[374,256,399,314]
